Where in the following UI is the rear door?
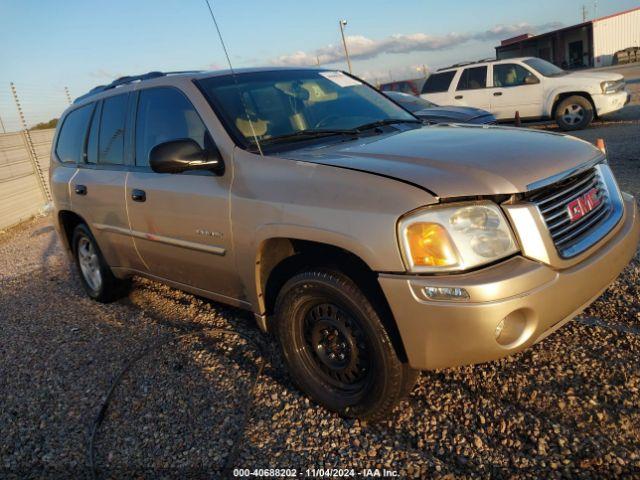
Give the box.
[70,93,143,270]
[125,86,242,300]
[420,70,457,105]
[452,66,490,110]
[489,63,543,119]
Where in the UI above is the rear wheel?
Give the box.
[555,95,593,131]
[72,223,130,302]
[274,269,416,422]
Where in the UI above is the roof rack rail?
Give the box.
[73,70,205,104]
[436,57,498,71]
[437,61,474,71]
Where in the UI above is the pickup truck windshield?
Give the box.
[197,70,417,148]
[523,58,566,77]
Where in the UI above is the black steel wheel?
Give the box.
[275,269,416,421]
[300,301,372,394]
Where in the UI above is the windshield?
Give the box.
[197,70,417,148]
[523,58,566,77]
[385,92,437,112]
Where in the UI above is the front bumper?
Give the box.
[379,194,639,370]
[593,89,630,117]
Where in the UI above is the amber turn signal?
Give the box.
[405,223,458,267]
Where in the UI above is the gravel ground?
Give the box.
[1,117,639,478]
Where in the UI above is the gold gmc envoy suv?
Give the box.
[51,68,639,421]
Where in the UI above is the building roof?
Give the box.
[498,6,640,49]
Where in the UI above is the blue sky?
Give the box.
[0,0,638,130]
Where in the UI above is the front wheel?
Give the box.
[555,95,593,131]
[274,269,416,422]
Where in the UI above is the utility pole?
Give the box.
[422,64,428,78]
[64,86,72,105]
[0,114,6,134]
[339,19,352,74]
[582,4,588,21]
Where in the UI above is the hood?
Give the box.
[281,125,604,198]
[414,106,494,124]
[565,71,624,82]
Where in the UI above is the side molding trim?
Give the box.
[93,223,226,256]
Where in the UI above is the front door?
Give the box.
[489,63,543,120]
[452,65,491,110]
[125,86,243,301]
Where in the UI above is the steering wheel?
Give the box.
[314,114,343,129]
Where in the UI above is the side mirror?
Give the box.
[524,75,540,85]
[149,139,224,175]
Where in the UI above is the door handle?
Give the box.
[131,189,146,202]
[74,184,87,195]
[493,92,503,96]
[454,95,463,100]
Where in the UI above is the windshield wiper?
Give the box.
[260,129,357,146]
[258,119,422,148]
[352,118,422,132]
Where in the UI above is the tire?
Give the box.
[274,268,415,422]
[555,95,593,131]
[72,223,130,303]
[401,364,420,398]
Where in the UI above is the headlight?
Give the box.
[601,80,623,94]
[398,201,519,273]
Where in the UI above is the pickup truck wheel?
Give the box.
[274,269,411,422]
[72,224,130,303]
[555,95,593,131]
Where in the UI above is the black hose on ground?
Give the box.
[87,327,267,480]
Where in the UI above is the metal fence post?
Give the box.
[10,82,52,202]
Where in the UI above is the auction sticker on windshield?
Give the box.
[319,71,362,87]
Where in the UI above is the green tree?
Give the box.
[31,118,58,130]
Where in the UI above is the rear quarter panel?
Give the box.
[49,126,77,251]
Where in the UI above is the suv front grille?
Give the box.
[527,165,622,258]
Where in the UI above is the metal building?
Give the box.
[495,6,640,68]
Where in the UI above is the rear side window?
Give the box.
[456,66,487,90]
[98,94,128,165]
[421,71,455,94]
[135,87,207,167]
[55,104,93,163]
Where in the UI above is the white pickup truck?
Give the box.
[420,57,630,130]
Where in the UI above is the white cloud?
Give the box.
[271,21,563,67]
[360,64,431,84]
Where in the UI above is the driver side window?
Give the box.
[493,64,536,87]
[135,87,208,167]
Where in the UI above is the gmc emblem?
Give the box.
[567,188,601,222]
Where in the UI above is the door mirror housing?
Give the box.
[149,139,224,175]
[523,74,540,85]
